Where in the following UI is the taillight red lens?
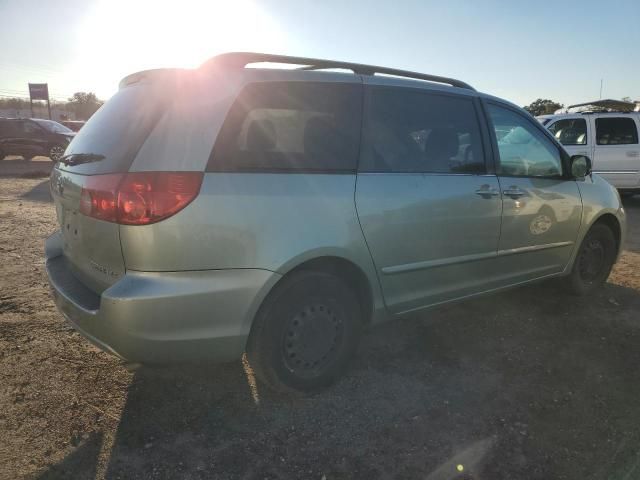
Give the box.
[79,172,202,225]
[80,174,121,222]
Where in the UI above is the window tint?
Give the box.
[23,121,41,134]
[33,119,73,134]
[548,118,587,145]
[488,104,562,177]
[595,117,638,145]
[0,121,13,135]
[360,89,485,173]
[2,121,25,135]
[209,82,362,172]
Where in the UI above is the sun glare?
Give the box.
[69,0,286,98]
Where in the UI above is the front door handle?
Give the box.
[475,186,500,199]
[503,187,526,198]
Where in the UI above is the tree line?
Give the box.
[0,92,103,120]
[524,96,637,116]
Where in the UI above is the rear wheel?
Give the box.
[246,271,362,393]
[48,144,65,162]
[568,223,616,295]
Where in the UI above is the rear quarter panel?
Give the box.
[119,173,387,321]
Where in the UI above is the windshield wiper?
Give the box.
[58,153,106,166]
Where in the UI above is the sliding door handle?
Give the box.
[503,187,525,198]
[475,187,500,198]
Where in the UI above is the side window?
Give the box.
[488,104,563,177]
[22,122,40,134]
[595,117,638,145]
[209,82,362,172]
[548,118,587,145]
[360,88,485,173]
[3,121,22,135]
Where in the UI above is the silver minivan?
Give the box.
[46,53,626,392]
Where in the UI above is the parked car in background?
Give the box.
[45,53,626,393]
[61,120,86,132]
[0,118,75,161]
[538,111,640,196]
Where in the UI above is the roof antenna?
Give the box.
[599,79,603,100]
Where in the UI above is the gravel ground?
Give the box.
[1,157,640,479]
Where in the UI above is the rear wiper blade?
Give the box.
[58,153,106,166]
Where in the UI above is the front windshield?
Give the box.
[32,119,73,134]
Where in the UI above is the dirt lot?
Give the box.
[1,157,640,480]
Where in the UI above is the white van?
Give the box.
[537,112,640,194]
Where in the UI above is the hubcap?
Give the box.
[49,146,64,161]
[578,238,605,283]
[282,303,344,377]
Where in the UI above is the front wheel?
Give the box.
[246,271,362,393]
[48,144,65,162]
[568,223,617,296]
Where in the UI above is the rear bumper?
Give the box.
[45,231,281,364]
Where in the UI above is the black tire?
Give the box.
[48,144,65,162]
[568,223,617,296]
[246,271,362,393]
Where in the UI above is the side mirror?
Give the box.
[570,155,592,178]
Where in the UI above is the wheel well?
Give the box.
[284,256,374,324]
[594,213,621,253]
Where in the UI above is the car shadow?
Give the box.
[20,179,52,203]
[35,432,103,480]
[622,195,640,253]
[32,278,640,479]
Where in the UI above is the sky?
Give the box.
[1,0,639,107]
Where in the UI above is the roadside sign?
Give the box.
[27,83,51,119]
[28,83,49,101]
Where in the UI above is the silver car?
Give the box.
[45,53,626,392]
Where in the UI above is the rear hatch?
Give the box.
[50,82,167,294]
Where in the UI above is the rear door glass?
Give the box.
[359,88,486,174]
[595,117,638,145]
[208,82,362,172]
[59,85,166,174]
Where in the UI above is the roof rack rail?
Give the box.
[565,99,637,113]
[579,110,636,115]
[202,52,475,91]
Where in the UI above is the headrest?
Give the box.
[247,119,276,151]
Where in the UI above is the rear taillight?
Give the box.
[80,172,203,225]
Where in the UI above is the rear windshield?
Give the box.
[33,119,73,134]
[59,85,165,174]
